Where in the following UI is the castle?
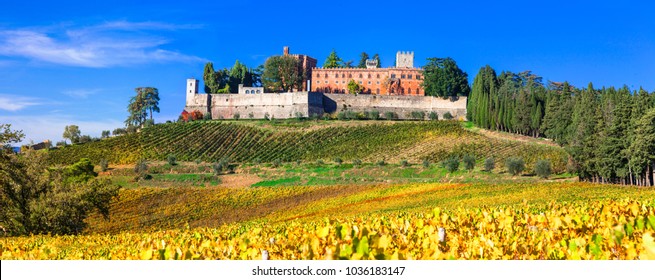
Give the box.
[184,47,467,120]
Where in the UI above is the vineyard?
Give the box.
[48,120,569,173]
[1,197,653,260]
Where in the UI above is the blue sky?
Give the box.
[1,0,653,145]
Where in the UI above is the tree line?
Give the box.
[467,65,655,186]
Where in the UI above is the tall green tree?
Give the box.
[357,52,369,68]
[203,62,218,93]
[323,49,343,68]
[628,108,655,186]
[421,57,470,98]
[372,54,381,68]
[62,125,81,144]
[138,87,160,122]
[262,55,301,92]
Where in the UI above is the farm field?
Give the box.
[1,181,654,260]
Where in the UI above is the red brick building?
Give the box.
[310,67,424,95]
[283,46,317,91]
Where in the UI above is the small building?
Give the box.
[238,84,264,94]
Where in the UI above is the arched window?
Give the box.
[348,74,352,78]
[245,90,250,94]
[359,74,362,78]
[325,74,328,78]
[408,88,412,94]
[256,90,261,93]
[341,74,345,78]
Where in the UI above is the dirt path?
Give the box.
[217,173,262,189]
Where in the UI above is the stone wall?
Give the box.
[189,92,324,120]
[322,94,467,120]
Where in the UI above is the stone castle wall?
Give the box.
[185,90,466,120]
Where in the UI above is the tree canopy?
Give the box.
[357,52,369,68]
[62,125,81,144]
[323,49,343,68]
[262,55,301,92]
[421,57,470,98]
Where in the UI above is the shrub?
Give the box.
[377,159,386,166]
[400,159,409,167]
[264,113,270,120]
[429,111,439,120]
[272,159,281,168]
[99,159,109,172]
[410,111,426,120]
[337,111,347,120]
[295,112,304,120]
[144,119,155,127]
[353,159,362,167]
[422,159,430,168]
[443,112,453,120]
[167,154,177,166]
[253,158,262,166]
[484,157,495,172]
[79,135,92,144]
[248,112,255,119]
[56,141,67,147]
[233,113,240,120]
[101,130,110,138]
[506,157,525,176]
[368,110,380,120]
[443,157,459,173]
[334,157,343,166]
[134,159,150,180]
[316,159,325,165]
[296,159,302,166]
[384,111,396,120]
[203,113,212,120]
[463,154,475,171]
[535,159,552,178]
[195,159,202,164]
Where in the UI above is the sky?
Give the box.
[0,0,653,145]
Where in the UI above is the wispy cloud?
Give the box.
[0,21,204,68]
[62,88,103,99]
[0,94,41,111]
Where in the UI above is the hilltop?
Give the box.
[48,120,569,172]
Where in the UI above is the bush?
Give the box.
[400,159,409,167]
[233,113,240,120]
[384,112,397,120]
[134,159,150,180]
[264,113,270,120]
[316,159,325,165]
[167,154,177,166]
[422,159,430,168]
[79,135,92,144]
[535,159,552,178]
[368,110,380,120]
[506,157,525,176]
[337,111,347,120]
[353,159,362,167]
[203,113,212,120]
[99,159,109,172]
[253,158,262,165]
[429,112,439,121]
[56,141,67,147]
[295,112,304,120]
[101,130,110,138]
[484,157,495,172]
[463,154,475,171]
[248,112,255,119]
[377,159,386,166]
[410,111,426,120]
[443,112,454,120]
[272,159,281,168]
[334,157,343,166]
[144,119,155,127]
[443,157,459,173]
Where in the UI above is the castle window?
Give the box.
[358,81,362,84]
[376,74,380,78]
[368,81,371,85]
[348,74,352,78]
[317,81,320,84]
[335,81,338,84]
[257,90,261,93]
[376,81,380,84]
[401,74,406,79]
[408,88,412,94]
[376,89,380,94]
[359,74,362,78]
[342,74,345,78]
[391,74,396,78]
[408,74,413,79]
[416,75,421,80]
[368,74,371,79]
[335,74,339,78]
[325,74,328,78]
[246,90,250,94]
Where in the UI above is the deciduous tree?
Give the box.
[422,57,470,98]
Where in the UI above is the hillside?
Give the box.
[48,120,569,172]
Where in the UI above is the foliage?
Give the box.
[535,159,552,178]
[443,157,459,173]
[462,154,475,171]
[400,159,409,167]
[99,159,109,172]
[272,159,282,168]
[334,157,343,165]
[506,157,525,176]
[443,112,453,120]
[410,111,425,120]
[0,134,120,236]
[484,157,495,172]
[384,112,396,120]
[422,57,470,97]
[262,55,301,92]
[372,54,381,68]
[357,52,369,68]
[101,130,110,138]
[134,159,149,180]
[167,154,177,166]
[63,125,81,144]
[423,159,430,168]
[352,159,362,167]
[323,49,343,68]
[429,112,439,121]
[347,79,361,94]
[126,87,160,127]
[377,159,386,166]
[233,113,240,120]
[367,110,380,120]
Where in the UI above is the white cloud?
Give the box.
[0,114,124,145]
[0,94,41,111]
[0,21,204,68]
[62,88,103,98]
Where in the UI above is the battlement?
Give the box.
[396,51,414,68]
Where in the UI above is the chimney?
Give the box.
[283,46,289,56]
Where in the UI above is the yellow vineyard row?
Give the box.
[2,198,654,260]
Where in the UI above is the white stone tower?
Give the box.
[186,78,198,106]
[395,51,414,68]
